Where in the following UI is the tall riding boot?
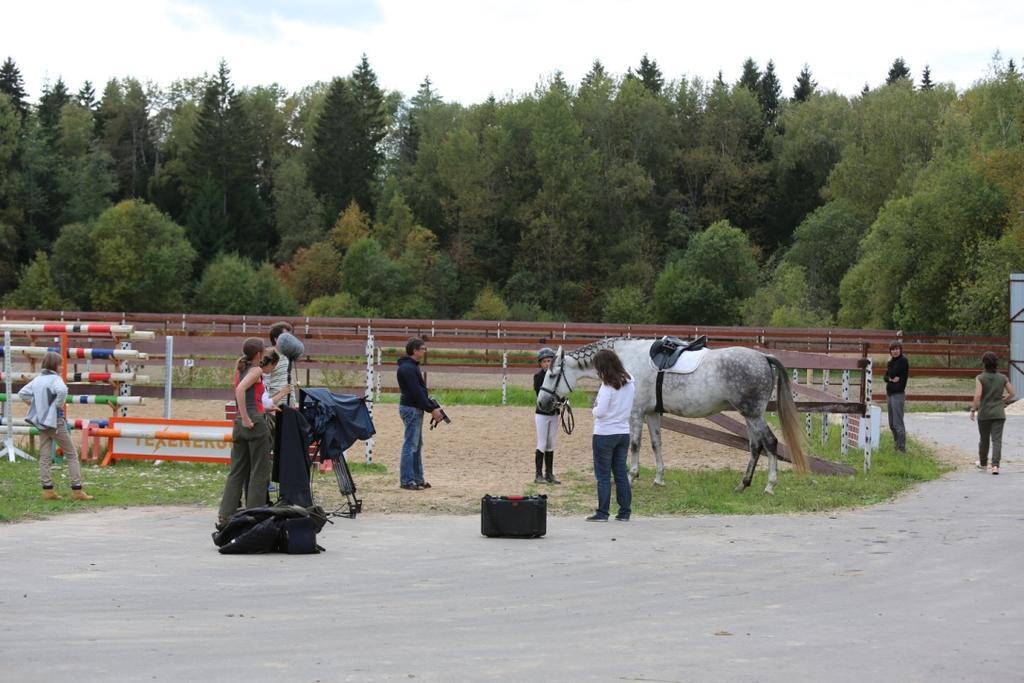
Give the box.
[545,451,561,484]
[534,450,545,483]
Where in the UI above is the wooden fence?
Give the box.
[1,309,1005,403]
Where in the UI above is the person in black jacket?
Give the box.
[396,337,445,490]
[884,340,910,452]
[533,347,561,484]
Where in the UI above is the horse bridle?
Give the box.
[538,359,576,434]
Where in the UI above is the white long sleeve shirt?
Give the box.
[18,370,67,429]
[592,377,635,435]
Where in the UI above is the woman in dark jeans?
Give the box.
[587,349,636,522]
[970,351,1016,475]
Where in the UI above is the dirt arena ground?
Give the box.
[11,391,969,515]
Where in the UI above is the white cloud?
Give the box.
[3,0,1022,103]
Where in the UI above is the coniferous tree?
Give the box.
[637,54,664,94]
[309,76,360,224]
[861,82,871,96]
[792,64,817,101]
[397,76,438,167]
[349,55,387,216]
[886,57,912,85]
[183,61,265,262]
[1008,59,1018,76]
[739,58,760,92]
[97,78,154,199]
[757,60,782,125]
[77,81,97,110]
[920,65,934,90]
[37,77,70,140]
[580,60,608,90]
[0,58,28,120]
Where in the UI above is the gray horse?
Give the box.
[536,338,809,494]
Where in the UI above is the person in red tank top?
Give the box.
[217,337,273,527]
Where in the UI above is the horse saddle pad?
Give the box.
[649,335,708,373]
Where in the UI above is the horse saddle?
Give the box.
[649,335,708,371]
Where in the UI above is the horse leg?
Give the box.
[736,439,760,493]
[629,410,644,482]
[736,416,771,493]
[763,426,781,495]
[647,413,665,486]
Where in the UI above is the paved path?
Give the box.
[1,416,1021,682]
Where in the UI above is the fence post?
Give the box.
[821,369,830,445]
[501,351,508,405]
[163,335,173,419]
[805,368,813,438]
[841,370,850,458]
[863,359,873,472]
[364,332,375,464]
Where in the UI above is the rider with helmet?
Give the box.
[533,347,561,484]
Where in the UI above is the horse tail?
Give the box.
[765,355,810,474]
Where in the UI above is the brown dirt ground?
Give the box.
[9,394,969,514]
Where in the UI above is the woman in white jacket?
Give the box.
[18,352,93,500]
[587,349,635,522]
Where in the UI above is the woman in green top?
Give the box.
[970,351,1016,475]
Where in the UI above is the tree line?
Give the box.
[0,53,1021,334]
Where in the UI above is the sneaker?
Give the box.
[417,481,432,489]
[534,474,546,484]
[585,514,608,522]
[615,514,631,521]
[545,474,562,485]
[400,483,422,490]
[975,461,987,470]
[992,466,999,475]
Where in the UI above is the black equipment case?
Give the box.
[481,494,547,538]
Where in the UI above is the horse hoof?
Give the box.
[763,487,775,496]
[735,483,748,493]
[653,479,666,487]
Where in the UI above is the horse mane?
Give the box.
[566,337,654,368]
[565,338,617,368]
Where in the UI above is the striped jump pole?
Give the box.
[1,418,109,429]
[0,372,149,383]
[0,323,155,340]
[0,393,145,406]
[0,346,149,360]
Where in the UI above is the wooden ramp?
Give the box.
[660,415,857,476]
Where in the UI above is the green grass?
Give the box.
[546,419,950,516]
[375,385,594,408]
[0,455,390,523]
[906,402,964,413]
[0,457,226,522]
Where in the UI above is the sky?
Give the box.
[3,0,1023,104]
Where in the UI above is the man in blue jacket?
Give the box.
[397,337,445,490]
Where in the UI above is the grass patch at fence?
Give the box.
[375,385,594,408]
[0,458,226,523]
[0,456,389,523]
[545,423,950,517]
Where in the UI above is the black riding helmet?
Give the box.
[537,347,556,363]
